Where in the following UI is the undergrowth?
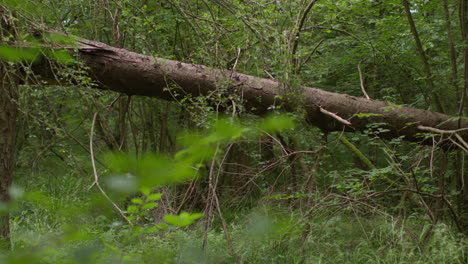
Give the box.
[6,116,466,264]
[6,190,466,264]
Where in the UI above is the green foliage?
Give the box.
[0,46,39,62]
[355,113,383,118]
[3,0,467,263]
[163,212,203,228]
[105,153,195,189]
[259,115,295,133]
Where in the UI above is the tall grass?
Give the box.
[7,193,466,263]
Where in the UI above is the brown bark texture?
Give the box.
[459,0,468,233]
[64,38,468,148]
[0,9,17,249]
[0,63,16,249]
[461,0,468,117]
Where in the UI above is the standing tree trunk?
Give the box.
[403,0,445,113]
[0,9,18,249]
[460,0,468,116]
[443,0,460,111]
[459,0,468,233]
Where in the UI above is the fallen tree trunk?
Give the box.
[38,38,468,148]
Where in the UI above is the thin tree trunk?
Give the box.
[0,64,16,250]
[460,0,468,116]
[0,9,18,249]
[434,151,448,222]
[458,0,468,234]
[454,150,467,233]
[403,0,445,113]
[443,0,460,112]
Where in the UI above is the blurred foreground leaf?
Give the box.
[164,212,203,227]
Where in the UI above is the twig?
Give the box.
[319,107,352,126]
[417,125,468,151]
[262,130,289,155]
[417,125,468,134]
[201,143,240,262]
[290,0,319,64]
[230,47,241,78]
[449,138,468,152]
[175,176,199,214]
[358,60,371,100]
[202,144,220,248]
[297,38,325,73]
[454,133,468,150]
[263,69,275,80]
[106,94,122,109]
[215,191,241,262]
[89,112,132,225]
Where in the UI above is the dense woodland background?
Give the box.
[0,0,467,263]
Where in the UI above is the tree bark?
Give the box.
[443,0,460,110]
[459,0,468,233]
[403,0,445,113]
[460,0,468,117]
[57,38,468,148]
[0,9,18,250]
[0,66,16,250]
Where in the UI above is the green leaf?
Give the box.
[44,33,76,45]
[105,153,196,189]
[155,222,169,230]
[104,152,133,174]
[137,155,194,187]
[140,187,151,196]
[48,49,75,64]
[0,46,40,62]
[131,198,143,205]
[126,205,139,213]
[212,118,245,141]
[164,212,203,227]
[143,226,159,233]
[141,202,158,210]
[146,193,162,201]
[260,115,294,132]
